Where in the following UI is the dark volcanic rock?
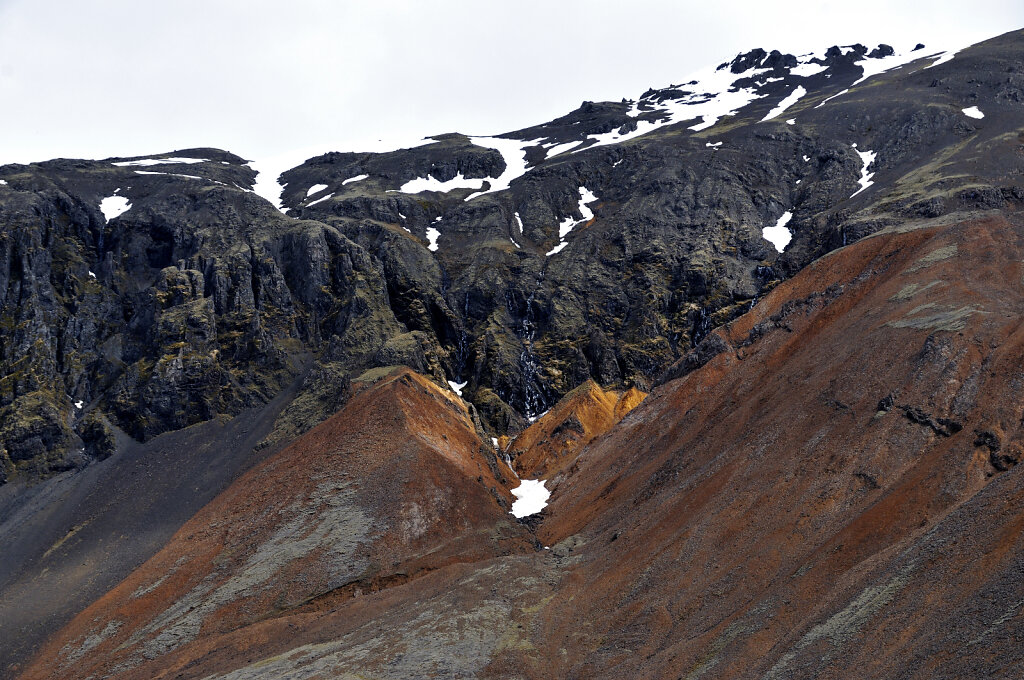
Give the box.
[1,29,1023,488]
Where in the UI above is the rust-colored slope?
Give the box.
[511,380,647,479]
[23,211,1024,680]
[521,210,1024,678]
[19,368,532,680]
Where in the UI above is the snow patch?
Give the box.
[447,379,467,396]
[306,193,334,207]
[398,212,407,219]
[850,146,877,197]
[74,400,84,409]
[803,155,810,162]
[548,186,597,254]
[786,119,796,125]
[545,242,569,257]
[578,65,767,151]
[463,136,540,202]
[706,141,722,148]
[426,227,441,252]
[398,171,484,194]
[514,212,524,233]
[962,106,984,119]
[88,270,96,278]
[789,60,829,78]
[342,174,369,185]
[510,479,550,518]
[851,47,946,87]
[112,157,207,167]
[99,195,130,221]
[544,140,582,158]
[923,50,959,69]
[815,88,849,108]
[306,183,328,197]
[134,170,223,184]
[0,179,6,186]
[762,86,807,121]
[763,211,793,252]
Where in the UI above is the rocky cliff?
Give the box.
[3,27,1024,680]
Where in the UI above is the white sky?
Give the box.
[0,0,1021,168]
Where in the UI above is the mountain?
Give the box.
[3,27,1024,679]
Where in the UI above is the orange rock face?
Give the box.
[532,211,1024,678]
[510,380,647,480]
[18,368,533,680]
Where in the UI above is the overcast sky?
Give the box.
[1,0,1022,169]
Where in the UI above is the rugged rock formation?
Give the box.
[4,27,1024,680]
[4,31,1023,484]
[509,380,646,479]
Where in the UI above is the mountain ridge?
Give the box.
[2,27,1024,678]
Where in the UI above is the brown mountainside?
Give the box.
[20,209,1024,678]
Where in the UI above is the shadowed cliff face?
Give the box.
[4,28,1024,680]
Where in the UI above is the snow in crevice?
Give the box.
[514,212,524,233]
[306,183,328,197]
[99,194,130,221]
[342,174,369,185]
[447,379,467,396]
[850,145,877,197]
[111,157,208,167]
[74,400,84,409]
[547,186,597,256]
[962,106,984,119]
[306,193,334,207]
[510,479,550,518]
[88,270,96,278]
[426,227,441,252]
[763,211,793,252]
[545,242,568,257]
[134,170,224,185]
[762,86,807,121]
[815,88,850,108]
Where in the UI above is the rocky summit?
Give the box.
[2,28,1024,679]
